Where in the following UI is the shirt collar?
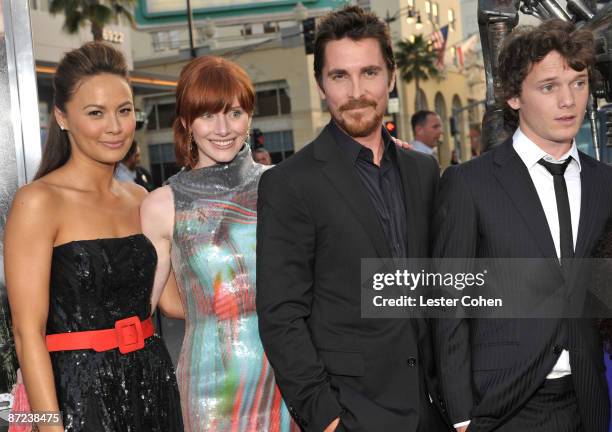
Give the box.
[512,127,581,172]
[329,120,393,165]
[411,140,435,155]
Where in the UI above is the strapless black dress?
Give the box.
[47,234,183,431]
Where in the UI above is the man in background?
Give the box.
[252,147,273,165]
[410,110,442,158]
[115,140,155,191]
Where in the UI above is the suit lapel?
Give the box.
[396,149,425,257]
[492,139,559,260]
[315,126,392,258]
[574,153,599,258]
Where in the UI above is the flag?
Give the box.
[460,33,479,56]
[458,33,479,68]
[430,25,449,68]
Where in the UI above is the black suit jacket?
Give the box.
[256,124,449,432]
[432,138,612,432]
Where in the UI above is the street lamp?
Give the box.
[415,13,423,30]
[406,9,415,24]
[385,6,423,29]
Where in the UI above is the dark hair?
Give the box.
[314,5,395,88]
[34,42,130,180]
[122,140,138,163]
[174,56,254,168]
[411,110,437,134]
[497,19,595,128]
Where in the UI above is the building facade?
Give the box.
[28,0,486,181]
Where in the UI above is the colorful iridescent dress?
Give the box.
[168,145,297,432]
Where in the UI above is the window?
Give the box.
[169,30,181,49]
[432,3,439,25]
[448,9,456,31]
[263,130,295,163]
[152,32,168,52]
[254,81,292,118]
[152,30,181,51]
[147,107,157,131]
[149,143,181,186]
[425,1,432,22]
[279,87,291,114]
[241,24,252,37]
[264,22,278,34]
[255,90,279,117]
[157,103,176,129]
[147,103,176,130]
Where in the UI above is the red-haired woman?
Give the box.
[141,56,297,431]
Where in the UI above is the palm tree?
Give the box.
[49,0,136,42]
[395,35,440,110]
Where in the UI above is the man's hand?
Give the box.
[324,417,340,432]
[391,137,414,150]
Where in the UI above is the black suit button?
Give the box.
[407,357,417,367]
[435,395,447,412]
[553,345,563,355]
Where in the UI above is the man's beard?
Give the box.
[334,97,383,138]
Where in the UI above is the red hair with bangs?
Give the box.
[173,56,255,168]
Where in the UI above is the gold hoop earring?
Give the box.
[189,132,198,158]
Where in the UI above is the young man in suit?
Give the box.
[433,20,612,432]
[256,6,449,432]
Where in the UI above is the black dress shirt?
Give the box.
[329,121,408,258]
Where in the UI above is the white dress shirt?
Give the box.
[411,140,436,156]
[513,128,580,379]
[115,163,136,182]
[453,128,580,430]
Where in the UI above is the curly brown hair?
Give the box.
[497,19,595,128]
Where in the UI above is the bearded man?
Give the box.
[256,6,449,432]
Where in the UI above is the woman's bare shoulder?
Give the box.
[141,185,174,215]
[11,180,63,212]
[118,180,148,204]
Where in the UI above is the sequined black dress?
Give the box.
[47,234,183,431]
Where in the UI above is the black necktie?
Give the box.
[538,157,574,259]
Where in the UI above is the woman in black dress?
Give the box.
[4,42,182,431]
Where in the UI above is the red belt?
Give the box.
[46,316,154,354]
